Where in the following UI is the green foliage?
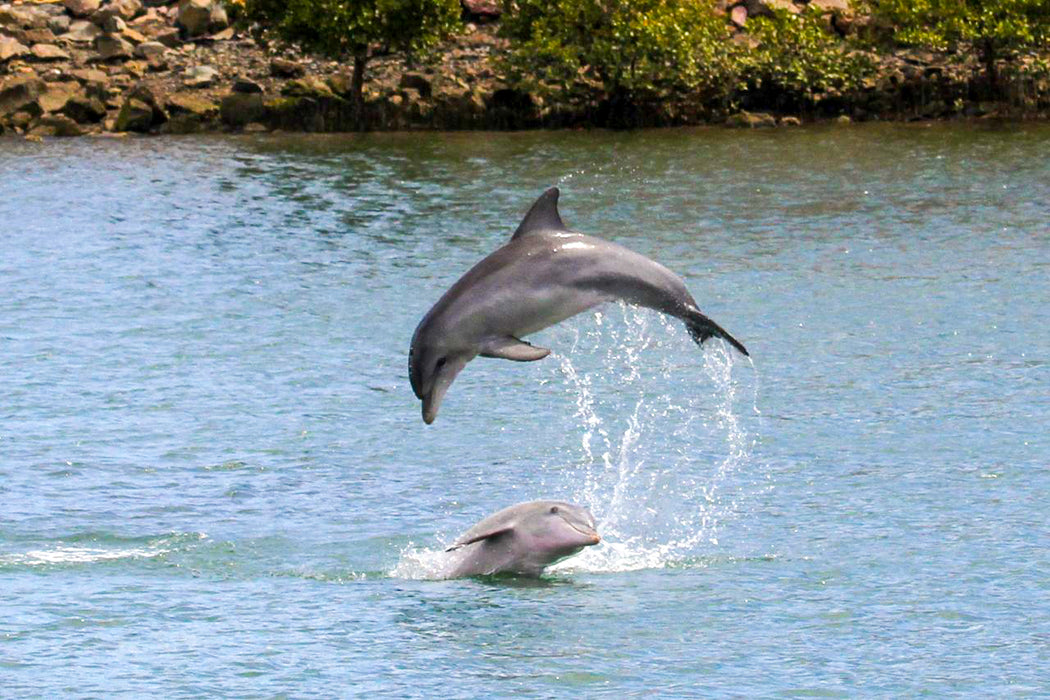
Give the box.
[243,0,461,58]
[863,0,1050,95]
[500,0,741,103]
[501,1,877,113]
[866,0,1050,53]
[743,8,875,104]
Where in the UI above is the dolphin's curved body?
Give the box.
[442,500,600,578]
[410,187,749,424]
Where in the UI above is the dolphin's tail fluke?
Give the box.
[685,309,750,357]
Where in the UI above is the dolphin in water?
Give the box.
[441,500,600,578]
[410,187,749,424]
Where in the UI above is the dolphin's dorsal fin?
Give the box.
[511,187,568,240]
[445,526,513,552]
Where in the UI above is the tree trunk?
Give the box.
[351,48,368,129]
[981,38,998,100]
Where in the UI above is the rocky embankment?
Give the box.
[0,0,516,137]
[1,0,1046,139]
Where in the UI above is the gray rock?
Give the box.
[725,110,777,128]
[0,36,30,63]
[30,43,71,61]
[134,40,166,59]
[92,0,143,24]
[0,75,45,116]
[158,112,202,133]
[730,4,747,27]
[122,27,147,45]
[69,67,108,84]
[61,94,107,122]
[63,0,101,18]
[128,81,165,107]
[176,0,227,37]
[326,72,352,95]
[183,64,217,88]
[95,33,133,60]
[8,110,34,129]
[48,13,72,34]
[282,76,334,98]
[743,0,799,17]
[0,5,51,30]
[128,14,167,42]
[37,81,82,112]
[28,120,59,137]
[102,15,127,33]
[37,112,85,136]
[807,0,850,13]
[143,53,168,71]
[270,57,305,78]
[23,28,57,44]
[461,0,500,22]
[128,8,163,27]
[219,92,264,127]
[166,90,217,117]
[154,28,180,48]
[62,20,103,43]
[114,96,152,131]
[233,77,263,94]
[399,72,432,98]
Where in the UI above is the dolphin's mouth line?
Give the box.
[564,518,601,543]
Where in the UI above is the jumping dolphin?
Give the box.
[441,500,600,578]
[409,187,749,424]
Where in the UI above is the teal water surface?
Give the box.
[2,124,1049,696]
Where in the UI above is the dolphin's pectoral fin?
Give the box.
[446,526,514,552]
[479,336,551,362]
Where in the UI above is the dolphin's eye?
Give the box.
[549,506,559,514]
[436,357,447,370]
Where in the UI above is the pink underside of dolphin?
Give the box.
[441,500,600,578]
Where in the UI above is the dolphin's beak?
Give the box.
[420,357,465,425]
[422,391,441,425]
[565,517,601,545]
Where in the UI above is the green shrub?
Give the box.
[242,0,460,115]
[500,0,741,106]
[743,8,875,108]
[501,1,879,118]
[861,0,1050,95]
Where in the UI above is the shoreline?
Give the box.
[3,0,1049,140]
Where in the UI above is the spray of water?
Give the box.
[390,544,451,580]
[547,304,755,574]
[393,303,757,579]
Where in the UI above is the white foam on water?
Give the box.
[1,533,208,567]
[389,542,452,580]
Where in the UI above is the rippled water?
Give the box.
[2,125,1048,695]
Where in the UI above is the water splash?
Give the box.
[547,304,755,574]
[392,303,758,579]
[389,542,453,580]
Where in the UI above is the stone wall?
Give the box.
[2,0,1046,139]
